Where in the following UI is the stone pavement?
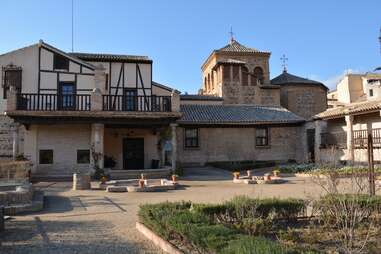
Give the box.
[0,167,324,254]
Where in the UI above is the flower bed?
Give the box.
[139,195,381,253]
[138,197,315,254]
[279,163,381,176]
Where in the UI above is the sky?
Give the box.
[1,0,380,92]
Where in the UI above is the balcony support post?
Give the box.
[12,124,19,160]
[314,120,327,163]
[170,123,178,171]
[91,123,104,170]
[345,115,354,165]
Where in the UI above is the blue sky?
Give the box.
[1,0,380,92]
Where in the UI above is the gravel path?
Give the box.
[0,168,324,254]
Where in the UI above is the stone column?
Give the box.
[91,123,104,169]
[12,124,19,160]
[171,90,180,112]
[345,115,354,164]
[7,86,18,111]
[170,123,178,171]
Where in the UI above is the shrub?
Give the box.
[221,236,296,254]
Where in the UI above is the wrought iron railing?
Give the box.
[16,93,91,111]
[321,132,347,148]
[102,95,171,112]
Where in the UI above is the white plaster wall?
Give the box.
[0,44,39,111]
[24,124,92,175]
[104,128,159,169]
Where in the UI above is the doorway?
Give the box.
[58,82,76,110]
[123,138,144,169]
[307,129,315,162]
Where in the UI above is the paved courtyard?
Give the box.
[1,168,326,254]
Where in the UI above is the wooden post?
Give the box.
[367,133,375,196]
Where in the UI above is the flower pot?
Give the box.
[273,171,280,177]
[233,172,240,179]
[139,179,145,188]
[171,175,177,182]
[264,173,271,181]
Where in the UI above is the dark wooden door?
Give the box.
[307,129,315,162]
[123,138,144,169]
[58,82,76,110]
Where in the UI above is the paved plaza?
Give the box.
[1,168,325,254]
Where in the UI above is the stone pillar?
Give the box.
[91,123,104,169]
[170,123,177,171]
[345,115,354,164]
[7,86,18,111]
[91,88,103,111]
[171,90,180,112]
[91,65,106,111]
[12,124,19,160]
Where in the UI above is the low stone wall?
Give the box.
[0,161,32,182]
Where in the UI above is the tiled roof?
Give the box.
[179,105,304,125]
[180,95,224,101]
[271,71,327,90]
[69,52,152,63]
[316,100,381,119]
[217,40,270,54]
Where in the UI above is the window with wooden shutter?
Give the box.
[2,65,22,99]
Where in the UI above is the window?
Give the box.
[256,128,269,147]
[184,128,199,148]
[253,67,264,85]
[77,150,90,164]
[241,66,249,86]
[39,150,53,164]
[53,53,69,70]
[369,89,374,97]
[232,65,239,81]
[223,65,230,81]
[2,65,22,99]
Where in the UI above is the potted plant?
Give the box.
[247,170,252,178]
[100,175,108,184]
[233,171,240,179]
[171,174,178,182]
[139,179,145,188]
[273,169,280,177]
[264,173,272,182]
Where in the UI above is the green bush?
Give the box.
[194,196,306,221]
[221,236,296,254]
[314,194,381,225]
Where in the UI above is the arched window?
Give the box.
[241,66,249,86]
[253,67,264,85]
[223,65,230,81]
[207,73,211,91]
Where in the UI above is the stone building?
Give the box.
[177,38,328,166]
[314,71,381,165]
[0,39,329,177]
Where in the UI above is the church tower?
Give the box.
[200,38,280,106]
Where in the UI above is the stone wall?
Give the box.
[280,85,327,120]
[177,126,305,166]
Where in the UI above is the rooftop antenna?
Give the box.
[280,54,288,73]
[229,27,235,44]
[71,0,74,52]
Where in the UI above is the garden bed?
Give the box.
[138,196,381,254]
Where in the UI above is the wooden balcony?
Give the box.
[353,128,381,149]
[15,93,172,112]
[17,93,91,111]
[102,95,171,112]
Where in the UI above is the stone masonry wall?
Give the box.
[280,85,327,120]
[177,126,303,166]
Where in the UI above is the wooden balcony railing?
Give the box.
[353,128,381,148]
[321,132,347,148]
[102,95,171,112]
[16,93,91,111]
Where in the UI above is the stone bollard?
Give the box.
[73,173,91,190]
